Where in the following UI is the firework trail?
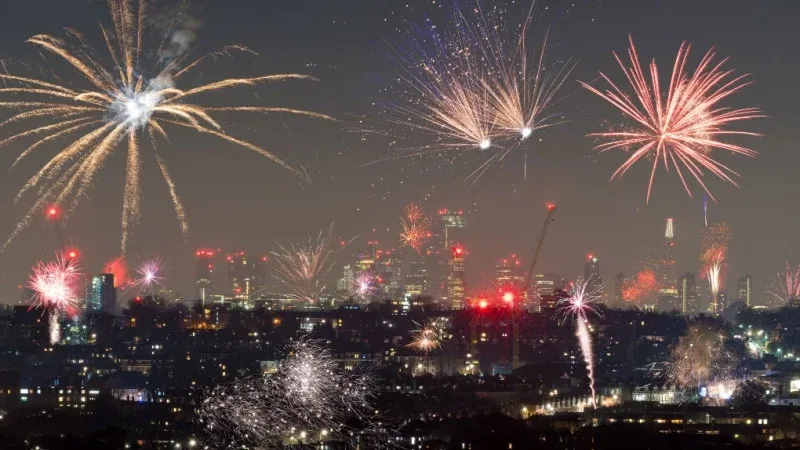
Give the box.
[557,277,601,408]
[700,222,732,313]
[667,323,737,388]
[377,1,573,181]
[767,260,800,307]
[272,225,351,303]
[199,338,382,448]
[28,251,82,344]
[581,36,762,203]
[0,0,331,253]
[399,202,431,253]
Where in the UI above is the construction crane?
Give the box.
[512,202,558,370]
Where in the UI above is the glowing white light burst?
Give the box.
[0,0,332,253]
[582,36,762,202]
[667,324,737,388]
[200,338,382,448]
[557,277,601,408]
[350,270,378,302]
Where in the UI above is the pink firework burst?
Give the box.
[581,36,762,202]
[768,261,800,307]
[28,252,81,317]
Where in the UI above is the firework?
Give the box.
[28,252,82,344]
[407,323,441,354]
[767,260,800,307]
[399,202,430,253]
[199,338,381,448]
[103,256,129,288]
[130,257,165,294]
[581,36,762,202]
[272,225,350,303]
[622,258,661,305]
[348,270,380,303]
[378,1,572,180]
[557,277,601,408]
[1,0,331,253]
[700,222,732,313]
[666,324,737,388]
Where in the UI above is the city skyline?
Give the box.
[0,0,796,307]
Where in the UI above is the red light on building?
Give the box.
[546,202,556,211]
[587,253,594,261]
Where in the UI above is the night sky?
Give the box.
[0,0,797,305]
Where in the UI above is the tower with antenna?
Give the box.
[659,218,678,307]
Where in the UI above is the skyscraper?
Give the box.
[227,252,266,299]
[196,249,215,304]
[584,254,603,299]
[678,272,700,314]
[446,245,466,310]
[336,264,355,292]
[405,256,429,297]
[737,275,752,307]
[87,274,115,313]
[494,255,523,289]
[660,217,678,295]
[614,273,626,308]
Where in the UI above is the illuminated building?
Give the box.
[87,274,115,313]
[738,275,752,307]
[195,249,215,304]
[336,264,355,292]
[584,254,603,300]
[678,272,700,314]
[377,250,403,295]
[659,218,678,303]
[495,255,529,308]
[227,252,266,299]
[430,209,468,303]
[446,245,466,310]
[614,273,625,308]
[355,241,378,273]
[405,256,429,297]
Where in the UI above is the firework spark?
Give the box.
[407,323,441,354]
[767,260,800,307]
[349,270,379,303]
[272,225,350,303]
[700,221,732,313]
[377,2,572,180]
[557,277,601,408]
[581,36,762,202]
[129,257,165,294]
[399,202,430,253]
[667,324,737,388]
[28,252,82,344]
[199,338,381,448]
[1,0,331,253]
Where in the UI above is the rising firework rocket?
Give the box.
[0,0,331,253]
[582,36,762,203]
[700,222,732,314]
[557,277,601,408]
